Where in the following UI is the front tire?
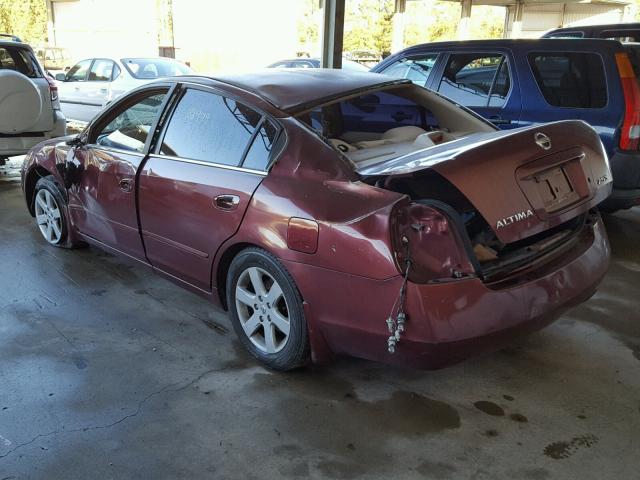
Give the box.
[227,247,310,371]
[33,175,78,248]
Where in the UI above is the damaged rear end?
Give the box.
[359,120,612,286]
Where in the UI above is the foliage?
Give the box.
[0,0,47,44]
[344,0,395,56]
[296,0,505,57]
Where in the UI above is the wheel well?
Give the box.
[24,166,52,215]
[216,242,257,310]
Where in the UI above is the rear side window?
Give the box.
[600,30,640,42]
[528,52,607,108]
[381,54,438,87]
[160,89,262,166]
[0,47,40,78]
[438,54,510,107]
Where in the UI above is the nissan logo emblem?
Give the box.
[534,132,552,150]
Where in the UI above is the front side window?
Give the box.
[66,60,92,82]
[94,92,166,152]
[160,89,262,166]
[381,54,438,87]
[438,54,506,107]
[89,59,115,82]
[528,52,607,108]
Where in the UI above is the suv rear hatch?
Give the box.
[358,120,611,279]
[0,43,55,133]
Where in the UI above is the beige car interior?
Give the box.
[306,85,496,169]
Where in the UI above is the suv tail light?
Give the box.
[392,201,475,283]
[45,74,59,103]
[615,52,640,151]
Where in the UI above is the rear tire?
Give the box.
[226,247,310,371]
[33,175,80,249]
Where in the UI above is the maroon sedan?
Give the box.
[21,70,611,370]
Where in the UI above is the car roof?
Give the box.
[548,22,640,33]
[174,69,408,114]
[398,38,624,52]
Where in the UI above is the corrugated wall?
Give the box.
[505,2,631,38]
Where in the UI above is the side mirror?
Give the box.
[55,73,66,81]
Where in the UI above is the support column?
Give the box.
[391,0,407,53]
[457,0,473,40]
[320,0,345,69]
[45,0,56,45]
[511,0,524,38]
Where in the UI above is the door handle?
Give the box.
[214,194,240,211]
[99,88,108,93]
[489,115,512,125]
[119,178,133,192]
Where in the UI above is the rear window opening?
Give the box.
[296,84,495,169]
[0,46,40,78]
[371,169,587,282]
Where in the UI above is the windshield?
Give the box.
[121,58,192,79]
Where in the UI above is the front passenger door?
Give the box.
[68,88,168,259]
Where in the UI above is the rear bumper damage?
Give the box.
[287,212,609,369]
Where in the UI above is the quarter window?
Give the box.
[242,119,278,170]
[160,89,262,167]
[94,92,166,153]
[89,59,114,81]
[528,53,607,108]
[438,54,508,107]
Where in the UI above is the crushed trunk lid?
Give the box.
[357,120,612,244]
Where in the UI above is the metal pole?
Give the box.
[320,0,345,69]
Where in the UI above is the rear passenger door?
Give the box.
[138,86,280,291]
[435,52,521,129]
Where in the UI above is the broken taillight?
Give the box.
[392,201,476,283]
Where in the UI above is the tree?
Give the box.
[0,0,47,44]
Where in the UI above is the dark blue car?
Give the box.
[372,39,640,210]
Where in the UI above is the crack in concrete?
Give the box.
[0,367,222,461]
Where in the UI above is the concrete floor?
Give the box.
[0,171,638,480]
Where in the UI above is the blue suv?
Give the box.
[372,39,640,210]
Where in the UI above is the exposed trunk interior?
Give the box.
[368,170,588,282]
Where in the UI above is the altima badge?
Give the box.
[534,132,552,150]
[496,209,534,229]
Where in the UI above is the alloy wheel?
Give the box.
[34,188,63,245]
[235,266,290,354]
